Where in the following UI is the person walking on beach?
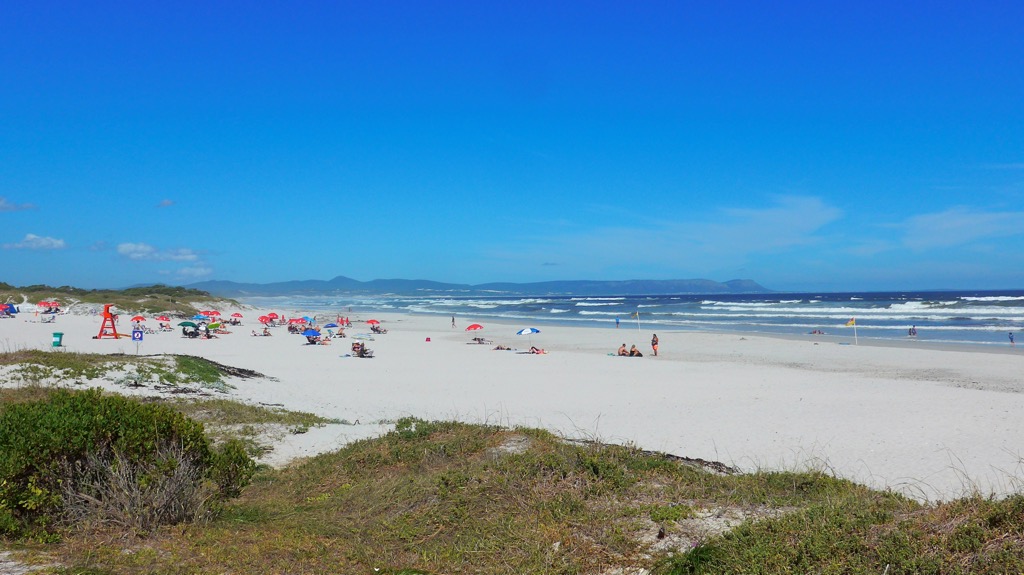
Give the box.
[616,317,620,328]
[651,333,659,356]
[451,316,456,328]
[1010,332,1015,346]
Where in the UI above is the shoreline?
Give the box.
[2,306,1023,501]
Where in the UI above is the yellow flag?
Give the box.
[631,311,639,318]
[846,318,856,326]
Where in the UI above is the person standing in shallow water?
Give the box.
[651,333,659,356]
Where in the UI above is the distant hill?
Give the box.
[186,276,771,297]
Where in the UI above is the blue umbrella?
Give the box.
[324,323,339,328]
[302,316,315,323]
[516,327,540,346]
[192,315,207,321]
[301,329,321,337]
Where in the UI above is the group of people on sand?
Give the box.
[617,334,659,357]
[251,327,272,336]
[617,343,644,357]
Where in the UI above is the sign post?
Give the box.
[132,329,143,355]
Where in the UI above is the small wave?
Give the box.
[549,308,570,314]
[575,302,618,307]
[569,297,626,301]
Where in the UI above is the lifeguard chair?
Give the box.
[95,304,121,339]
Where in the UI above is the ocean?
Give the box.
[240,289,1024,347]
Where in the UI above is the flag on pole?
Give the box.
[631,311,639,318]
[846,318,856,326]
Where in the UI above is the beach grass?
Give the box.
[0,350,257,393]
[1,391,1020,574]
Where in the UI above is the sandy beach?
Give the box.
[2,306,1022,502]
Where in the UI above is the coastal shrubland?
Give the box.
[0,283,235,316]
[0,389,255,538]
[0,386,1021,573]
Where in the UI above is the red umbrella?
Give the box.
[156,315,170,321]
[200,310,215,316]
[367,319,380,325]
[465,323,484,331]
[231,312,243,318]
[258,315,270,323]
[267,312,279,319]
[288,318,307,324]
[130,315,146,322]
[208,310,221,316]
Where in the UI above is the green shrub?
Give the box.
[0,389,254,536]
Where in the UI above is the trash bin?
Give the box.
[52,332,64,347]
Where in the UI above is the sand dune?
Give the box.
[2,307,1022,501]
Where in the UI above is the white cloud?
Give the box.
[117,243,199,262]
[902,207,1024,250]
[482,195,845,276]
[3,233,65,250]
[0,197,35,212]
[176,266,212,278]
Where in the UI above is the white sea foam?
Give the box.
[962,296,1024,302]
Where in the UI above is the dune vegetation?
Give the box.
[0,380,1022,574]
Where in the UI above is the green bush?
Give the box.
[0,389,254,536]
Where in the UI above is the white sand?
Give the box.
[2,306,1023,501]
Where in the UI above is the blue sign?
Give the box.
[131,330,143,342]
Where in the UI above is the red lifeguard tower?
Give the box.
[95,304,121,339]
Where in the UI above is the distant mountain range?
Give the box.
[186,276,770,297]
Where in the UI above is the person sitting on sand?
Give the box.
[617,344,628,356]
[529,346,546,354]
[493,345,511,350]
[251,330,259,336]
[629,345,643,357]
[263,327,271,336]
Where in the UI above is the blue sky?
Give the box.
[2,1,1023,292]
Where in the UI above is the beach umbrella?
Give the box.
[156,316,170,322]
[191,314,207,321]
[324,323,339,328]
[465,324,484,331]
[302,315,315,323]
[367,319,380,325]
[516,327,540,343]
[288,318,307,324]
[207,322,221,329]
[231,312,243,318]
[200,310,214,316]
[178,321,197,327]
[301,328,320,337]
[258,315,270,324]
[130,315,146,322]
[267,312,279,319]
[208,311,221,316]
